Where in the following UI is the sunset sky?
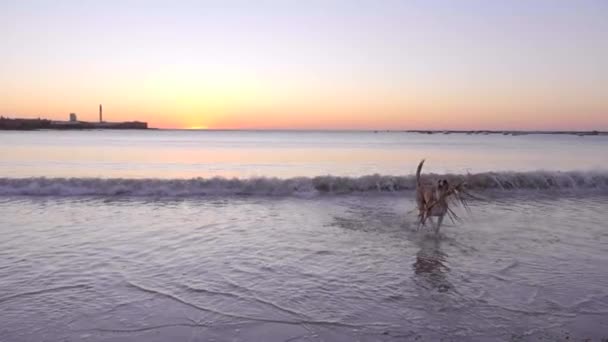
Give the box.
[1,0,607,130]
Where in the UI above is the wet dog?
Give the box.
[415,159,450,233]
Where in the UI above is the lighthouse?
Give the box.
[99,104,103,123]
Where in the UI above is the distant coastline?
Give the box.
[1,117,605,136]
[175,128,607,136]
[401,129,606,136]
[0,117,148,130]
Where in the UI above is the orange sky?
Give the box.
[1,1,607,130]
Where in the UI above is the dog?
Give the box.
[415,159,450,233]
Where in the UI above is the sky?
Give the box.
[1,0,607,130]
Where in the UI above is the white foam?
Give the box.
[0,170,607,197]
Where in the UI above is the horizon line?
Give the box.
[2,115,607,133]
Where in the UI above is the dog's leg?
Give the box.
[435,214,444,234]
[427,216,434,229]
[417,211,426,230]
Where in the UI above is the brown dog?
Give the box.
[415,159,450,233]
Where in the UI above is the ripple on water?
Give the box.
[2,195,608,340]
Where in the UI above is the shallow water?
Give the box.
[1,130,607,178]
[1,130,607,341]
[1,194,607,341]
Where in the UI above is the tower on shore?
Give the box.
[99,104,103,123]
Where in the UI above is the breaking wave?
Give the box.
[1,170,607,197]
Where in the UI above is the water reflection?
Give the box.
[3,130,604,179]
[413,238,451,292]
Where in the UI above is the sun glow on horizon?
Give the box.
[1,1,606,130]
[186,125,209,130]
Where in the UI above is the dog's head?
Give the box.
[437,179,450,194]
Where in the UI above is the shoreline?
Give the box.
[154,128,608,136]
[1,128,605,136]
[402,129,607,136]
[0,117,148,130]
[1,117,605,136]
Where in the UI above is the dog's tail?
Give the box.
[416,159,425,189]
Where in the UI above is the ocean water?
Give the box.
[1,130,607,341]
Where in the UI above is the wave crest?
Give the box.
[1,171,607,197]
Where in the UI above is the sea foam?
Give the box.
[1,170,607,197]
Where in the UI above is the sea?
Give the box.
[1,130,607,341]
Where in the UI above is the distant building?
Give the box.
[69,113,78,122]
